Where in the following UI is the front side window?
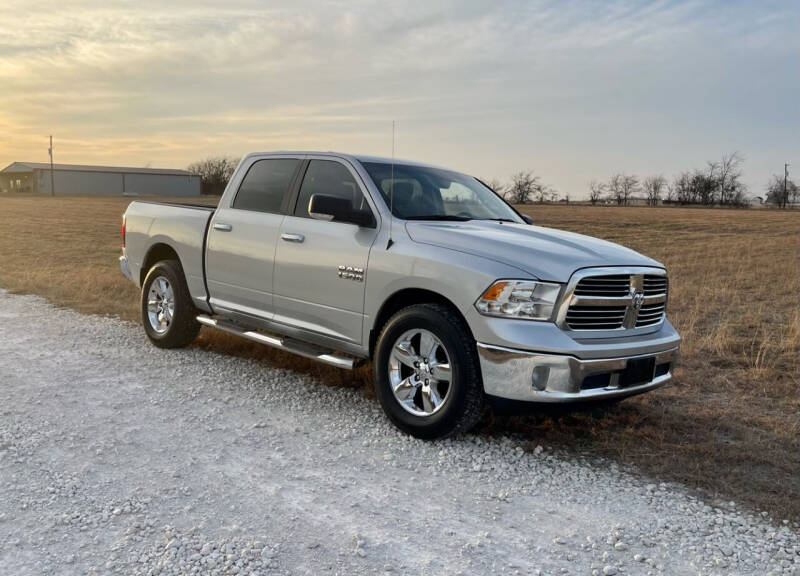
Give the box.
[294,160,369,217]
[232,158,299,213]
[361,162,522,222]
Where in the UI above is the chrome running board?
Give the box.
[196,315,356,370]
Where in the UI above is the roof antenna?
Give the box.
[387,120,395,249]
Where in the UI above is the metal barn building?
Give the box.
[0,162,201,196]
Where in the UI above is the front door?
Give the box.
[205,157,301,318]
[272,159,379,344]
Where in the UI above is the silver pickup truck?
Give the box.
[120,151,680,438]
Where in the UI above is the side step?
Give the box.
[196,315,357,370]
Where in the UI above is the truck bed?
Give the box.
[123,200,215,310]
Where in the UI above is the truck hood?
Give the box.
[405,221,662,282]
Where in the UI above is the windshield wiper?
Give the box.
[403,215,473,221]
[478,217,517,223]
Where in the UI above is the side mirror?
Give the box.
[308,194,374,227]
[521,214,533,225]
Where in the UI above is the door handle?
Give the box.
[213,223,232,232]
[281,233,305,243]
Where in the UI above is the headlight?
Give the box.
[475,280,562,321]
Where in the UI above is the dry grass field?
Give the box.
[0,195,797,520]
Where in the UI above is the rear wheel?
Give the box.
[373,303,485,439]
[141,259,200,348]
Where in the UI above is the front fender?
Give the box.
[363,238,533,338]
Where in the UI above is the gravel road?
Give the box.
[0,290,797,576]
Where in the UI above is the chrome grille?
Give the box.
[636,302,666,327]
[643,275,668,295]
[557,268,668,332]
[565,305,627,330]
[573,275,630,297]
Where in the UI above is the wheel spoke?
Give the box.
[421,384,442,413]
[387,328,452,418]
[145,275,176,334]
[430,362,451,382]
[418,331,437,360]
[392,376,418,401]
[393,339,419,369]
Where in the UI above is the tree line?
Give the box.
[185,153,797,208]
[585,153,751,207]
[488,153,799,209]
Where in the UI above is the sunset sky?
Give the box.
[1,0,797,198]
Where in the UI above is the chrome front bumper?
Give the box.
[119,255,133,281]
[477,343,679,402]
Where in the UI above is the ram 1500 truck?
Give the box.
[120,151,680,438]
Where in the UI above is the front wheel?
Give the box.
[373,303,485,439]
[141,259,200,348]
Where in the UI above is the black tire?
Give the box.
[141,259,201,349]
[373,303,485,439]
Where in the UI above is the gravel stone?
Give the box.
[0,290,798,575]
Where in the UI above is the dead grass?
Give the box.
[0,196,797,519]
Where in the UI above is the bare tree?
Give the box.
[642,175,666,206]
[588,180,605,205]
[608,173,624,205]
[711,152,746,206]
[507,171,542,204]
[672,171,693,204]
[534,183,551,204]
[766,175,798,208]
[485,178,505,198]
[705,160,720,205]
[621,174,639,205]
[608,173,639,205]
[692,169,716,205]
[664,180,676,203]
[187,156,240,195]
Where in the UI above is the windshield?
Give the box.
[361,162,523,222]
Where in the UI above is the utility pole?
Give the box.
[784,163,789,209]
[48,135,55,196]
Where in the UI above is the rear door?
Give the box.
[272,158,380,344]
[205,156,301,318]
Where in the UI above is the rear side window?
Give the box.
[294,160,369,217]
[233,159,299,213]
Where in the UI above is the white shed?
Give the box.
[0,162,201,196]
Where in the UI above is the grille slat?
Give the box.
[566,307,627,316]
[635,301,666,327]
[643,274,668,296]
[566,300,627,329]
[574,274,631,297]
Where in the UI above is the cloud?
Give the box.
[0,0,797,194]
